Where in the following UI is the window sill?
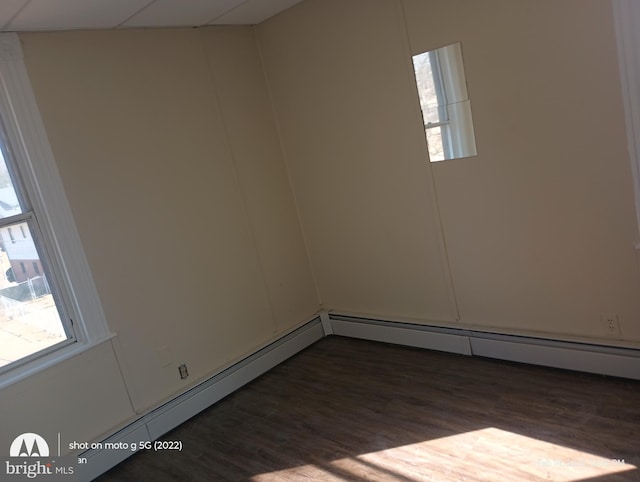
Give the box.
[0,332,117,390]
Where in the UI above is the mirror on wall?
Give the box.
[412,42,477,162]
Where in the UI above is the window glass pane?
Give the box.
[412,52,449,126]
[0,221,67,369]
[0,150,24,219]
[426,126,446,162]
[421,105,445,126]
[412,52,439,110]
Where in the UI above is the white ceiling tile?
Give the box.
[209,0,303,25]
[0,0,28,29]
[0,0,305,31]
[123,0,243,28]
[8,0,155,30]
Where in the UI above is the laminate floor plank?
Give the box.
[96,336,640,481]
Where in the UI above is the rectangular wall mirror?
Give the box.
[412,42,477,162]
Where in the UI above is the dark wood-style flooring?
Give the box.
[97,336,640,481]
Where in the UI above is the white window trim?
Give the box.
[0,33,113,388]
[613,0,640,249]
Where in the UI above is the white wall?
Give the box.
[0,26,319,452]
[258,0,640,343]
[258,0,458,324]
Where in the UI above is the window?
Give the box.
[0,33,111,386]
[412,42,477,162]
[0,90,73,374]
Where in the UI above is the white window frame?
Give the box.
[614,0,640,248]
[0,33,112,388]
[425,49,454,159]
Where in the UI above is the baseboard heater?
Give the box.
[79,312,639,480]
[78,316,325,481]
[329,313,640,381]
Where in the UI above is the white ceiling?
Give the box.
[0,0,304,31]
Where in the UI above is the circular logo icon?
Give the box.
[9,433,49,457]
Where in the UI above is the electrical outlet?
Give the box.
[178,364,189,380]
[601,314,620,337]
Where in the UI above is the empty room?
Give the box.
[0,0,639,480]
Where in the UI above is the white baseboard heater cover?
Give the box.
[78,317,324,481]
[329,313,640,381]
[79,313,640,480]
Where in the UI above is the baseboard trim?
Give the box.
[78,317,324,481]
[78,313,639,480]
[328,313,640,380]
[330,315,472,355]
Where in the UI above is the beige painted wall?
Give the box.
[200,27,318,331]
[0,341,133,456]
[258,0,458,323]
[258,0,640,343]
[403,0,640,341]
[6,25,318,439]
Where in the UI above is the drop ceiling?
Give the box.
[0,0,304,31]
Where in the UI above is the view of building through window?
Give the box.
[0,148,68,370]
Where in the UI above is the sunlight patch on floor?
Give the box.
[251,427,635,481]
